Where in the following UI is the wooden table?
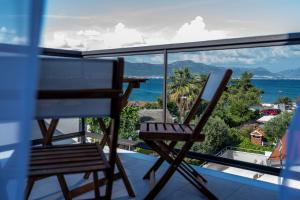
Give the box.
[33,77,148,198]
[122,77,148,107]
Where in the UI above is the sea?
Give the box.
[125,79,300,103]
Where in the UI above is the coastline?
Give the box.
[126,76,300,81]
[125,78,300,103]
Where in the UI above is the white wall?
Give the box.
[31,118,80,141]
[221,150,269,165]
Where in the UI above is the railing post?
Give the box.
[80,118,86,143]
[163,49,168,123]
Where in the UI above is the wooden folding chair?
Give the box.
[139,69,232,200]
[25,57,124,200]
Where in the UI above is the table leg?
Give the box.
[82,118,135,197]
[105,131,135,197]
[122,82,135,107]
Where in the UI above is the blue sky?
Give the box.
[0,1,30,44]
[1,0,300,71]
[40,0,300,49]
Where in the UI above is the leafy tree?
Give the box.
[156,96,179,118]
[263,111,292,143]
[239,126,255,139]
[119,106,140,140]
[168,67,207,122]
[167,101,179,118]
[86,117,102,134]
[214,72,262,127]
[191,117,232,154]
[229,128,243,145]
[86,105,140,140]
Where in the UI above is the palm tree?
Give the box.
[168,67,207,122]
[275,96,293,107]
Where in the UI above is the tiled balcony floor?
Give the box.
[29,150,279,200]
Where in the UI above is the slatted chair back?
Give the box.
[36,56,123,160]
[184,69,232,138]
[36,57,123,119]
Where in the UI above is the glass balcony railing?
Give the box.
[42,32,300,186]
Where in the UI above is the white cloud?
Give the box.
[168,45,300,66]
[12,36,26,44]
[44,22,146,50]
[0,26,8,33]
[100,23,145,48]
[42,15,300,68]
[172,16,227,43]
[0,26,26,44]
[43,16,228,50]
[270,46,290,58]
[76,22,146,49]
[77,29,100,37]
[46,15,90,20]
[44,31,84,49]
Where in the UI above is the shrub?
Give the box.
[167,101,179,118]
[263,111,292,142]
[238,138,273,153]
[143,102,161,109]
[135,147,153,155]
[192,117,231,154]
[239,126,255,139]
[86,105,140,140]
[119,106,140,140]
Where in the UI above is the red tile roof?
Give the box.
[250,127,265,137]
[268,133,286,161]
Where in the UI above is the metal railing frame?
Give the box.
[40,32,300,176]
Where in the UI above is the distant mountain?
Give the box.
[169,60,223,74]
[231,67,282,79]
[124,60,294,79]
[278,68,300,79]
[124,62,163,77]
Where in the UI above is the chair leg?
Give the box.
[24,177,35,200]
[57,175,71,200]
[143,157,165,180]
[144,160,179,200]
[84,155,135,197]
[104,168,113,199]
[145,140,218,200]
[143,141,177,179]
[157,141,207,183]
[176,165,218,200]
[143,141,182,200]
[115,155,136,197]
[93,171,101,200]
[181,160,207,182]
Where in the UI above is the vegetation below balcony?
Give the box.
[87,67,294,157]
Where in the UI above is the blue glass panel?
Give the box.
[280,105,300,199]
[0,1,44,199]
